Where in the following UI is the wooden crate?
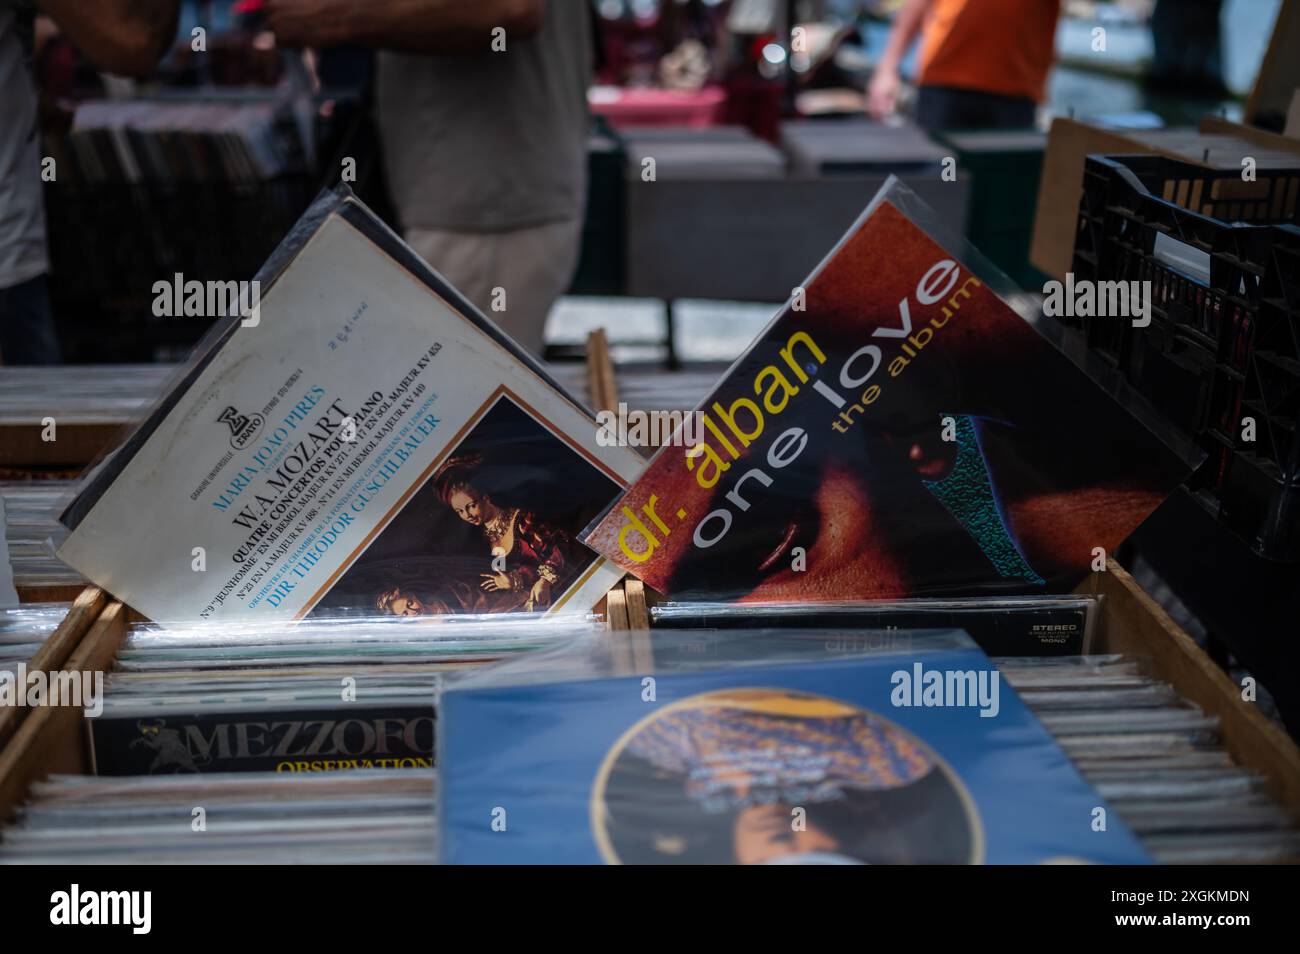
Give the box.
[592,350,1300,818]
[16,583,88,605]
[31,344,1293,849]
[0,423,124,470]
[0,594,126,822]
[0,337,627,821]
[613,566,1300,825]
[0,364,170,469]
[0,587,105,755]
[7,570,1298,854]
[1077,560,1300,816]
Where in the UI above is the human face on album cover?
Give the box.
[585,203,1189,602]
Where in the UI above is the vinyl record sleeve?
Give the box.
[89,702,435,775]
[437,629,1149,864]
[650,595,1100,656]
[0,500,18,608]
[581,178,1199,602]
[56,186,644,623]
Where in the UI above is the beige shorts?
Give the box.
[405,218,583,358]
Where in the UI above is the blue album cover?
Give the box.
[438,634,1149,864]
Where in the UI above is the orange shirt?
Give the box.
[918,0,1061,102]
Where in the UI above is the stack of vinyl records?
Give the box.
[1002,655,1300,864]
[539,361,591,407]
[613,366,721,416]
[650,604,1300,864]
[1,613,599,864]
[0,604,71,665]
[433,626,1300,864]
[619,126,787,180]
[0,362,584,438]
[651,596,1102,656]
[0,364,172,429]
[7,610,1297,864]
[0,770,434,865]
[63,98,309,186]
[84,614,600,776]
[0,482,82,591]
[779,119,948,177]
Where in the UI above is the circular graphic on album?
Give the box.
[591,688,984,865]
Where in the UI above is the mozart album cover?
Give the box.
[581,182,1198,602]
[57,186,644,624]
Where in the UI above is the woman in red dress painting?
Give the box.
[433,454,570,612]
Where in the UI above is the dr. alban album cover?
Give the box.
[581,181,1198,602]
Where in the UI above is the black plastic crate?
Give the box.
[1071,153,1300,561]
[1126,318,1216,434]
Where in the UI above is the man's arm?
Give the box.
[265,0,544,55]
[867,0,933,119]
[36,0,180,78]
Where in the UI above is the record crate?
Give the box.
[0,333,622,817]
[0,583,632,824]
[5,344,1299,861]
[0,588,106,767]
[1069,153,1300,562]
[617,566,1300,841]
[4,567,1300,862]
[601,357,1300,860]
[0,364,175,469]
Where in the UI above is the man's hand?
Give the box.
[867,65,901,120]
[37,0,180,77]
[265,0,543,55]
[864,0,931,121]
[264,0,353,50]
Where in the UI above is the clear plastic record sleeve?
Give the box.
[84,613,599,775]
[437,627,1150,864]
[580,177,1201,603]
[88,701,437,776]
[0,499,18,607]
[0,770,436,865]
[650,595,1102,656]
[55,185,645,624]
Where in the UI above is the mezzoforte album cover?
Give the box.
[57,186,645,623]
[581,181,1198,601]
[437,630,1149,864]
[89,703,434,776]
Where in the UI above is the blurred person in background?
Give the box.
[868,0,1060,131]
[0,0,180,364]
[266,0,592,358]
